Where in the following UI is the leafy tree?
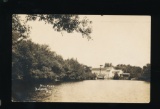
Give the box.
[114,64,143,79]
[139,64,150,81]
[12,14,92,44]
[12,38,96,82]
[12,14,31,46]
[26,14,92,39]
[12,40,56,80]
[84,66,91,73]
[12,14,95,83]
[104,63,112,67]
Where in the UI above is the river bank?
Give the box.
[48,80,150,103]
[12,79,150,102]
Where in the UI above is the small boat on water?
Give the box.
[131,78,137,80]
[55,78,60,82]
[97,74,105,79]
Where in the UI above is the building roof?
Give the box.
[92,67,124,72]
[112,70,122,71]
[91,68,106,71]
[92,67,120,71]
[121,73,130,75]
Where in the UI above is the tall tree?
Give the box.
[12,14,31,46]
[104,63,112,67]
[140,64,150,81]
[12,14,95,82]
[26,14,92,39]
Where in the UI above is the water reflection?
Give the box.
[12,80,150,103]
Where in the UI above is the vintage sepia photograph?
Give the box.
[12,14,150,103]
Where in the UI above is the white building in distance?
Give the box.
[91,67,123,79]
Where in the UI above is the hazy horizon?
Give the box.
[20,15,151,68]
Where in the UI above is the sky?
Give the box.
[20,15,151,68]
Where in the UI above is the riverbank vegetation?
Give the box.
[12,14,97,101]
[114,63,150,81]
[12,14,96,85]
[12,14,150,83]
[12,39,96,82]
[139,64,150,81]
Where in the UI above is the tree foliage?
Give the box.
[114,64,143,78]
[26,14,92,39]
[139,64,150,81]
[12,14,31,46]
[12,14,92,48]
[104,63,112,67]
[12,14,94,83]
[12,39,96,82]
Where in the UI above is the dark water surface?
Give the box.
[12,80,150,103]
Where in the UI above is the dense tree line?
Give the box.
[12,14,95,84]
[114,64,150,80]
[103,62,151,80]
[104,63,112,67]
[114,64,142,79]
[139,64,150,81]
[12,39,96,83]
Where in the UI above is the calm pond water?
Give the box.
[13,80,150,103]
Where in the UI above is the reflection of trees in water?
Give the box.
[31,91,52,102]
[12,80,53,102]
[12,87,53,102]
[12,80,33,101]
